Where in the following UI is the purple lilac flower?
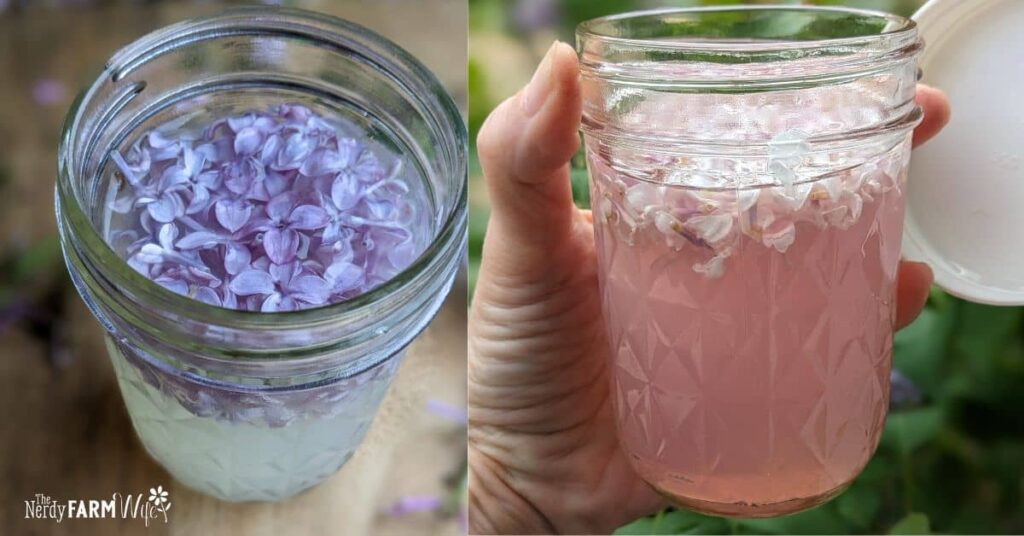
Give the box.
[32,78,66,106]
[426,399,468,425]
[107,104,422,312]
[384,495,444,517]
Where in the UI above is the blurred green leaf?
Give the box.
[952,302,1022,365]
[736,503,850,534]
[882,406,944,454]
[889,512,930,534]
[13,235,61,283]
[615,509,728,535]
[468,57,491,142]
[570,166,591,209]
[893,307,953,398]
[836,483,881,531]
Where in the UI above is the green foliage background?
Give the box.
[468,0,1024,533]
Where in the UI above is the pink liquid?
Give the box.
[589,141,907,517]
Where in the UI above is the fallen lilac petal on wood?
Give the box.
[384,495,444,517]
[426,399,468,425]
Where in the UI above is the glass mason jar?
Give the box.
[578,7,921,517]
[56,8,466,502]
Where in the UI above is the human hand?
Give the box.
[468,42,951,535]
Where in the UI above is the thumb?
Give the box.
[476,41,582,270]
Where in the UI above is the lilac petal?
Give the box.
[260,134,283,166]
[110,150,142,186]
[325,261,364,292]
[307,116,337,134]
[196,169,221,189]
[139,209,156,235]
[194,286,222,307]
[151,143,182,162]
[336,138,360,168]
[188,266,222,287]
[155,277,189,295]
[159,164,191,190]
[147,192,185,223]
[134,243,166,264]
[234,126,262,156]
[260,292,285,313]
[182,145,205,176]
[264,170,289,198]
[299,149,346,177]
[331,174,362,211]
[352,150,383,182]
[296,232,312,260]
[227,114,254,133]
[224,242,252,275]
[263,227,300,265]
[195,143,220,165]
[253,115,276,132]
[276,132,314,169]
[288,275,330,304]
[229,269,276,296]
[223,161,252,195]
[158,223,178,251]
[128,256,151,276]
[288,205,329,230]
[177,231,226,250]
[266,192,296,222]
[279,104,312,123]
[215,199,253,233]
[222,289,238,310]
[268,260,295,286]
[365,198,396,220]
[388,239,418,269]
[321,222,343,244]
[186,183,211,214]
[148,131,176,149]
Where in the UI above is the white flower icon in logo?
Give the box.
[147,485,172,522]
[148,486,169,505]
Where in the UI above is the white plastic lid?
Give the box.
[903,0,1024,305]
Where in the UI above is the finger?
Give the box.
[895,261,934,330]
[476,41,582,253]
[912,84,951,148]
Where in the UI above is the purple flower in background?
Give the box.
[104,104,422,312]
[31,78,66,106]
[426,399,467,425]
[513,0,560,32]
[385,495,444,517]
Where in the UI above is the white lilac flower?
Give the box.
[683,213,733,245]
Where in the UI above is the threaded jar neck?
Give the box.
[56,7,466,381]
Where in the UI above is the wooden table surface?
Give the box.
[0,1,467,535]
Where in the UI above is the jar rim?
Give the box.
[57,7,466,336]
[577,5,917,52]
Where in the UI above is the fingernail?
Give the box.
[903,260,934,282]
[522,42,558,117]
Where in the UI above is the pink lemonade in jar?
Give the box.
[590,138,908,516]
[579,6,922,517]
